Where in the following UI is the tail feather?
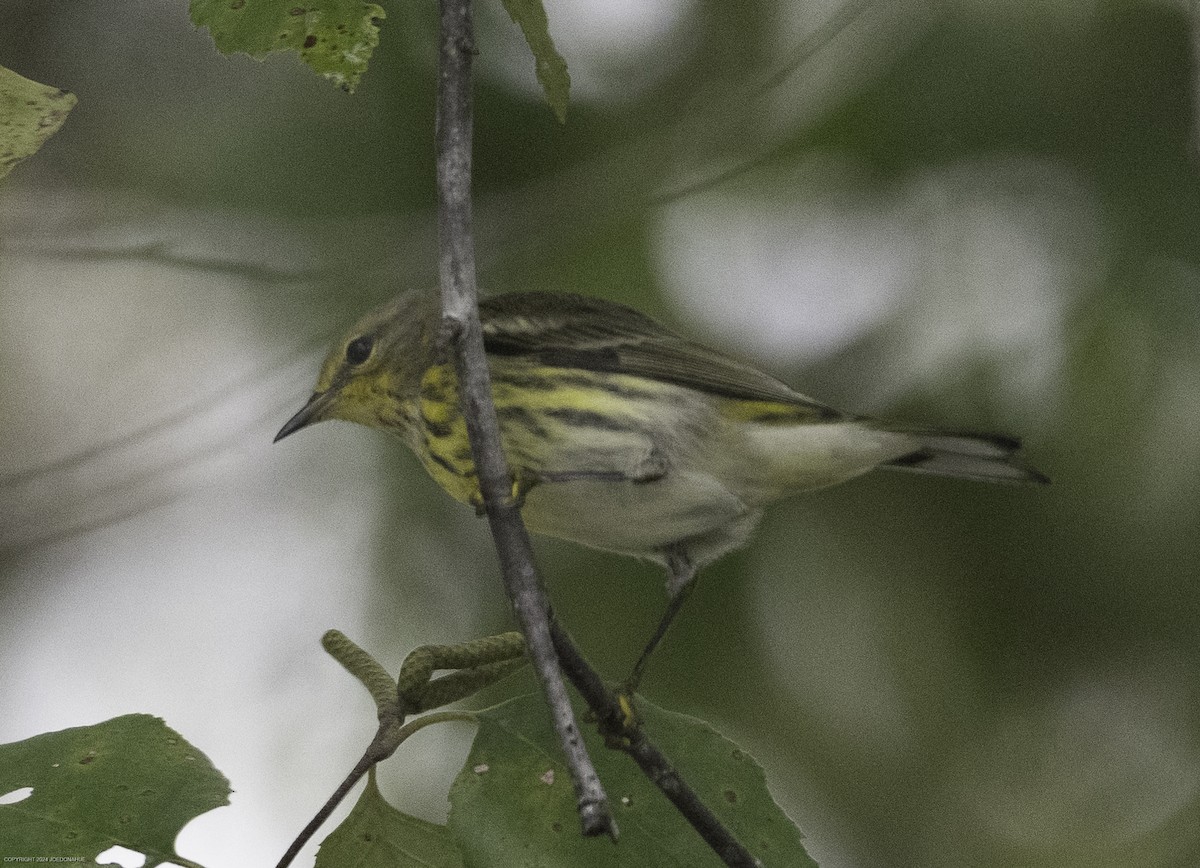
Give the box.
[884,431,1049,485]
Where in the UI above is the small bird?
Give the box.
[276,290,1047,687]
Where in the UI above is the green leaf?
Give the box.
[190,0,386,93]
[0,714,229,868]
[316,769,464,868]
[500,0,570,122]
[448,694,816,867]
[0,65,76,180]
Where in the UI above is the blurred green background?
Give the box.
[3,0,1200,865]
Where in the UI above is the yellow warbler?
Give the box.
[277,291,1046,684]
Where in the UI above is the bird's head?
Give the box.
[275,290,438,442]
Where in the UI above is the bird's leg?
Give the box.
[623,548,697,696]
[480,451,666,516]
[470,468,536,516]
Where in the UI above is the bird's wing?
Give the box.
[479,292,843,420]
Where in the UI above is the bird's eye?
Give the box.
[345,335,374,365]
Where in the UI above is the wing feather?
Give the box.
[480,292,841,420]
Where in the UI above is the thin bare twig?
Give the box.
[274,716,405,868]
[433,0,614,839]
[548,620,762,867]
[433,2,763,863]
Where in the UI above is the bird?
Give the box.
[275,290,1047,687]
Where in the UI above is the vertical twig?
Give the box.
[433,2,764,862]
[433,0,615,839]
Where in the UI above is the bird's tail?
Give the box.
[882,430,1049,485]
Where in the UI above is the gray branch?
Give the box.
[434,0,615,839]
[548,620,763,867]
[434,2,763,863]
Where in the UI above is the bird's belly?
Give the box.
[520,471,748,557]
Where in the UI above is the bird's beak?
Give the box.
[274,390,335,442]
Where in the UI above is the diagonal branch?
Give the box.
[434,0,615,840]
[548,620,763,867]
[434,2,763,863]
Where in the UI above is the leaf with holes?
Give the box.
[448,694,815,867]
[190,0,385,93]
[0,65,76,180]
[0,714,229,868]
[500,0,570,122]
[315,769,464,867]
